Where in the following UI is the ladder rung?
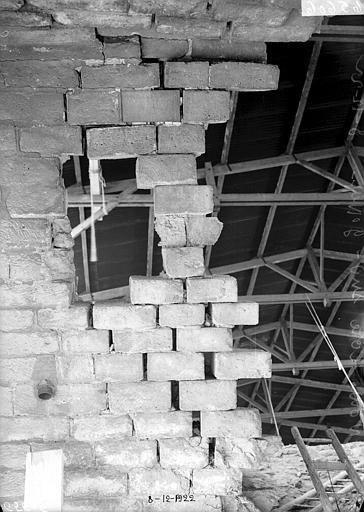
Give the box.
[313,460,346,470]
[301,438,332,444]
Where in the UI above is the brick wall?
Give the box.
[0,4,317,510]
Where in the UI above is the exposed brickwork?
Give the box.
[0,4,296,503]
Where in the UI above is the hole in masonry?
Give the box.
[226,21,233,33]
[109,330,114,351]
[204,353,214,379]
[143,354,148,380]
[192,411,201,436]
[156,440,161,463]
[208,438,216,466]
[172,329,177,351]
[171,381,179,410]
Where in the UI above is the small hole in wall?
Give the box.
[192,411,201,436]
[143,354,148,380]
[171,381,179,410]
[208,438,216,466]
[204,353,214,379]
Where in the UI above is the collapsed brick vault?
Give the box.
[0,1,321,511]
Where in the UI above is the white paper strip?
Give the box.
[24,449,63,512]
[302,0,364,16]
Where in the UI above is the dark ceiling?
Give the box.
[64,15,364,444]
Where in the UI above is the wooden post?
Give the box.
[291,427,333,512]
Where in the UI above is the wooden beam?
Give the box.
[297,159,359,193]
[273,360,364,371]
[347,144,364,188]
[262,419,364,437]
[211,249,306,275]
[239,291,363,303]
[270,375,364,394]
[264,261,318,292]
[291,321,364,339]
[78,285,129,302]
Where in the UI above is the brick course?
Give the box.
[136,154,197,189]
[86,125,156,159]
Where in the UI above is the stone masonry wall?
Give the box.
[0,3,319,511]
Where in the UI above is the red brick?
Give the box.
[104,36,141,61]
[0,90,64,125]
[0,60,79,88]
[0,124,16,152]
[0,470,25,498]
[113,328,172,353]
[0,444,29,470]
[210,62,279,91]
[200,408,262,438]
[154,215,186,247]
[210,302,259,326]
[232,11,320,42]
[157,124,205,156]
[94,353,143,382]
[0,386,13,416]
[183,90,230,124]
[0,331,59,357]
[86,125,156,159]
[132,411,192,439]
[136,154,197,189]
[129,0,207,16]
[93,302,156,330]
[159,437,209,469]
[37,304,90,330]
[65,468,127,497]
[212,350,272,379]
[95,438,157,469]
[179,380,237,411]
[61,329,110,353]
[31,440,94,468]
[162,247,205,278]
[56,355,95,383]
[129,468,189,496]
[0,28,103,61]
[148,352,204,381]
[0,218,51,252]
[81,63,159,88]
[62,497,141,512]
[0,281,72,308]
[154,185,213,215]
[121,90,180,122]
[20,125,82,157]
[192,39,267,62]
[67,90,121,125]
[0,156,65,217]
[164,61,209,89]
[129,276,183,305]
[186,215,223,246]
[212,1,289,25]
[186,276,238,303]
[159,304,205,328]
[109,381,171,413]
[177,327,233,352]
[72,414,132,442]
[156,16,225,39]
[29,0,129,10]
[0,416,69,442]
[192,467,242,495]
[141,37,188,60]
[14,383,107,416]
[0,356,54,384]
[0,310,34,332]
[54,10,151,29]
